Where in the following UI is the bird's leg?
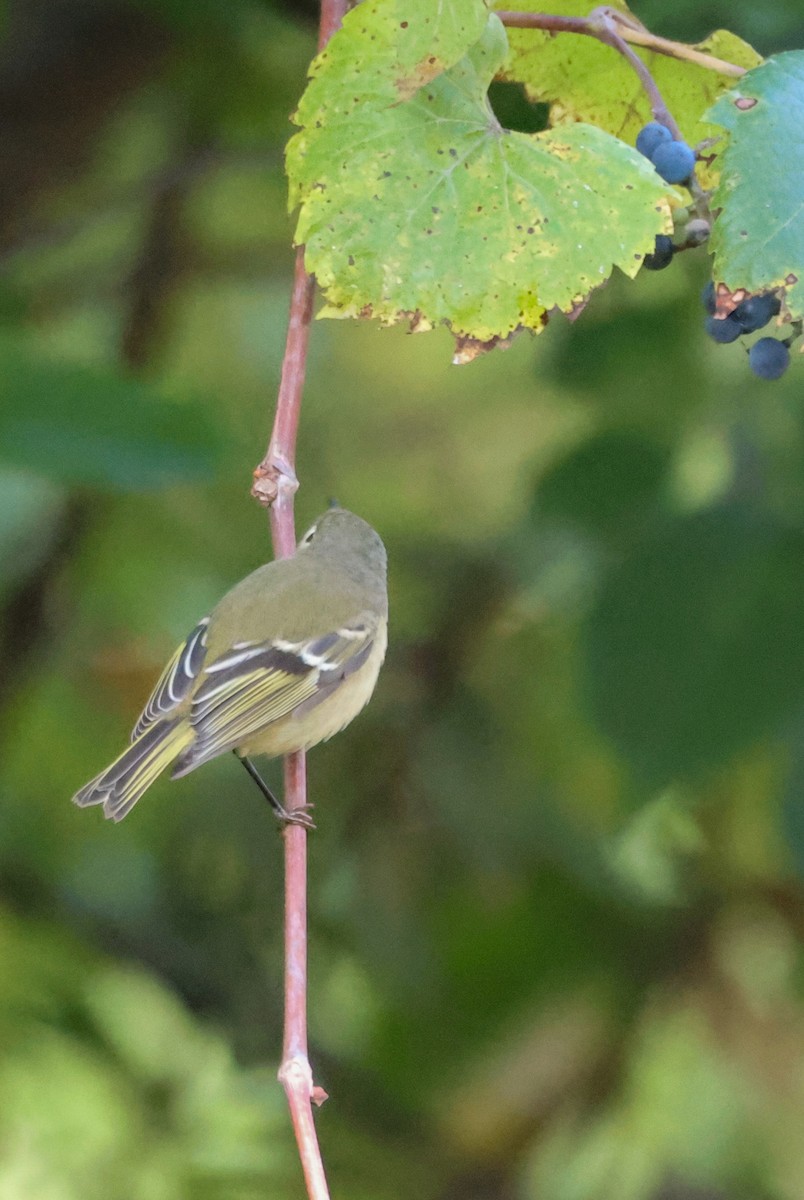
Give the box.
[236,753,316,829]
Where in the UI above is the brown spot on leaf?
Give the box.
[735,96,757,110]
[786,273,798,285]
[395,53,447,100]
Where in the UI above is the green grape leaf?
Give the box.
[495,1,761,189]
[289,7,672,356]
[708,51,804,320]
[0,339,222,491]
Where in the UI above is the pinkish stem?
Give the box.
[251,246,315,533]
[278,752,331,1200]
[252,2,350,1197]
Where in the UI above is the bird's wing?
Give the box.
[131,618,210,741]
[172,620,374,774]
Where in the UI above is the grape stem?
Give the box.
[783,320,803,348]
[496,9,747,78]
[496,7,716,222]
[607,19,746,78]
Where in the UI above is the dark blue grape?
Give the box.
[701,281,716,315]
[643,235,674,271]
[749,337,790,380]
[651,140,696,185]
[636,121,672,159]
[733,293,782,334]
[706,315,742,344]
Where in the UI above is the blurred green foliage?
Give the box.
[3,2,804,1198]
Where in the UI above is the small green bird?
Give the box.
[72,508,388,822]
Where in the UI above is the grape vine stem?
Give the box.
[496,9,747,78]
[251,2,349,1199]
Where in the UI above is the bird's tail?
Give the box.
[72,719,194,822]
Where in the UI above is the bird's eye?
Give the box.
[300,524,317,547]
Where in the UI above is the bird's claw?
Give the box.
[276,803,316,831]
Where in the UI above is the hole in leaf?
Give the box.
[487,81,549,134]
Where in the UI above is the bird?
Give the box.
[72,508,388,822]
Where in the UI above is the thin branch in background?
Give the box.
[120,166,189,370]
[0,147,280,271]
[251,2,348,1198]
[120,126,216,370]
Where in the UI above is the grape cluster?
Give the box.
[703,283,792,379]
[636,121,696,185]
[633,121,797,382]
[635,122,706,275]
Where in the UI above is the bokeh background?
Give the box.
[3,1,804,1197]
